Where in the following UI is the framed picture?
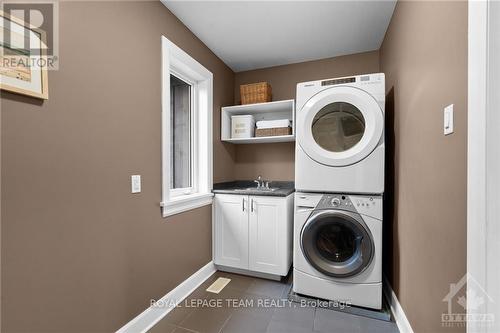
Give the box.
[0,10,49,99]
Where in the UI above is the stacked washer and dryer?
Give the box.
[293,73,385,310]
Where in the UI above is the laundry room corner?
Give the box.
[0,1,483,332]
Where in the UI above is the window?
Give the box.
[161,36,213,217]
[170,74,193,192]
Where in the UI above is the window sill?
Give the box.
[161,192,214,217]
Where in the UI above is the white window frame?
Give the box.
[161,36,213,217]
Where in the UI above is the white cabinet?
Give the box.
[213,194,249,269]
[214,193,294,277]
[249,196,290,275]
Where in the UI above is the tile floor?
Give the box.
[148,271,399,333]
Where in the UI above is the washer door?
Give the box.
[297,86,384,167]
[300,210,374,278]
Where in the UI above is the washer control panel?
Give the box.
[354,197,376,208]
[318,194,382,218]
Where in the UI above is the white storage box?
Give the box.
[231,115,255,138]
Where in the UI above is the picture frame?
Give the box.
[0,10,49,99]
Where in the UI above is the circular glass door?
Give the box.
[300,210,374,278]
[312,102,365,153]
[297,86,384,167]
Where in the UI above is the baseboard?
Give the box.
[383,276,414,333]
[216,264,283,281]
[117,261,216,333]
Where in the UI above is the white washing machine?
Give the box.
[293,192,382,309]
[296,73,385,194]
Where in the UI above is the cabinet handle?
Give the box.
[242,198,245,211]
[251,199,254,212]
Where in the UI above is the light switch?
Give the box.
[131,175,141,193]
[444,104,454,135]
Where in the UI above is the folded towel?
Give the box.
[256,119,292,129]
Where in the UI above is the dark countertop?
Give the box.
[212,180,295,197]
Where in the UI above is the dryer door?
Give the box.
[297,86,384,167]
[300,210,374,278]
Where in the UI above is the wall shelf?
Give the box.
[221,99,295,144]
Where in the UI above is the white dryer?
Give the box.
[293,192,382,309]
[296,73,385,194]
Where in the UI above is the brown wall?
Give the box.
[380,1,467,332]
[0,1,234,331]
[233,51,380,181]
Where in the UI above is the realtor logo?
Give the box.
[442,273,494,329]
[1,1,59,69]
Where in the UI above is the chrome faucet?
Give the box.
[254,175,263,188]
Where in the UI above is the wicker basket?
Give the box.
[240,82,272,105]
[255,127,292,137]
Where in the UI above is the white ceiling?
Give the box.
[162,1,397,72]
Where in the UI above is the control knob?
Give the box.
[331,198,341,207]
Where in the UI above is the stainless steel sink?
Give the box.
[233,187,279,192]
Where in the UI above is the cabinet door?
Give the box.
[214,194,249,269]
[248,196,289,275]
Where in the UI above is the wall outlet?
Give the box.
[131,175,141,193]
[444,104,454,135]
